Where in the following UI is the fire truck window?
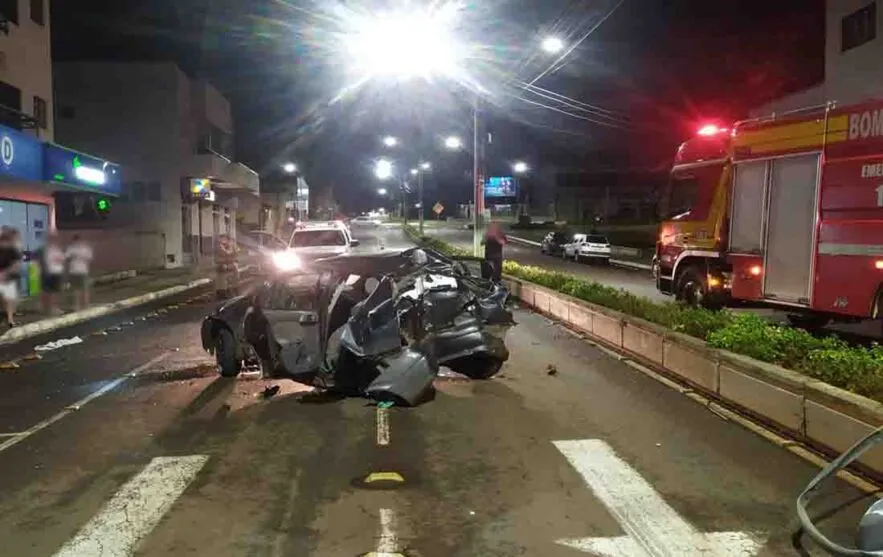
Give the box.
[663,176,698,220]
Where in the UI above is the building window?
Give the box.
[842,2,877,52]
[33,96,47,129]
[29,0,43,25]
[147,181,162,202]
[0,80,21,129]
[0,0,18,25]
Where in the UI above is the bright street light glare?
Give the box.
[283,162,297,173]
[541,36,565,54]
[375,159,394,180]
[513,161,529,174]
[419,161,431,170]
[382,136,398,147]
[342,5,465,81]
[444,136,463,150]
[377,188,388,196]
[410,168,419,175]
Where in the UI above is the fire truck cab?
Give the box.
[657,100,883,325]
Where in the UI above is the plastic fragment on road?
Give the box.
[0,361,19,370]
[20,353,42,361]
[34,336,84,352]
[547,363,558,376]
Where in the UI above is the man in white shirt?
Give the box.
[38,233,66,315]
[66,234,93,310]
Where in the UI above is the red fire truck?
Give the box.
[656,99,883,327]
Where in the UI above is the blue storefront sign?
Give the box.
[0,124,44,182]
[44,144,122,197]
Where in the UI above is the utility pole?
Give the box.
[472,96,485,257]
[418,170,424,235]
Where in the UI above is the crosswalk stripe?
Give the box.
[52,455,209,557]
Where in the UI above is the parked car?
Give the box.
[575,234,611,264]
[351,215,381,227]
[540,231,569,256]
[562,234,587,260]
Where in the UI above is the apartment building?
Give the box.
[54,62,259,268]
[757,0,883,114]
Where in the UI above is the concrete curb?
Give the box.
[92,269,138,285]
[507,234,654,272]
[0,278,212,347]
[504,275,883,478]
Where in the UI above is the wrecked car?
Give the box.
[200,248,516,405]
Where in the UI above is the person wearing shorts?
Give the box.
[66,234,93,310]
[38,233,65,315]
[0,227,22,328]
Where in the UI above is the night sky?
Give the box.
[51,0,825,213]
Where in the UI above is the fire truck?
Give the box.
[656,99,883,327]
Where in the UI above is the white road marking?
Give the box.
[378,508,398,554]
[52,455,209,557]
[376,407,390,446]
[553,439,763,556]
[0,351,173,454]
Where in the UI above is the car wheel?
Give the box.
[215,328,241,377]
[675,266,721,310]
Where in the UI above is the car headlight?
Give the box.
[272,251,301,271]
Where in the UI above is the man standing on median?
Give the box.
[66,234,93,310]
[482,221,508,282]
[215,234,239,299]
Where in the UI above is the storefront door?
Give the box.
[0,199,48,296]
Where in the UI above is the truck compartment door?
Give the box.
[730,161,766,254]
[763,154,820,304]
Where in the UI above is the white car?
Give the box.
[575,234,611,264]
[351,215,381,227]
[562,234,587,260]
[287,221,360,262]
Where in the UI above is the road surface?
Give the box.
[0,225,872,556]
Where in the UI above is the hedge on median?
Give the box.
[402,223,883,401]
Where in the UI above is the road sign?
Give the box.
[433,202,444,215]
[553,439,764,556]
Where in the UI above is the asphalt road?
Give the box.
[0,224,874,556]
[430,223,883,340]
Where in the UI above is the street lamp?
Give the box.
[444,136,463,150]
[410,168,419,175]
[541,36,565,54]
[283,162,297,174]
[382,136,398,147]
[419,161,431,171]
[375,159,393,180]
[377,188,388,195]
[513,161,529,174]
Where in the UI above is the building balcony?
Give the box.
[188,152,259,196]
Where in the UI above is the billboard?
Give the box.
[44,144,122,197]
[485,176,517,198]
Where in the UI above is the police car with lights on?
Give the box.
[272,221,360,272]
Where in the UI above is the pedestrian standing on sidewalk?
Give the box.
[482,221,508,282]
[0,227,23,328]
[37,232,65,315]
[65,234,93,310]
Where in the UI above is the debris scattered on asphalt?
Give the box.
[107,326,123,332]
[261,385,280,399]
[656,443,662,447]
[0,361,20,370]
[34,336,84,352]
[20,353,41,361]
[91,331,108,336]
[546,364,558,376]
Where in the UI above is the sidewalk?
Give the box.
[0,266,219,346]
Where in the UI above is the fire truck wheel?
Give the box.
[675,266,716,309]
[786,313,830,330]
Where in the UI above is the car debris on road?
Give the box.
[200,247,516,406]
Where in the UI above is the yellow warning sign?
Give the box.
[432,202,444,215]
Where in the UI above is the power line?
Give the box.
[516,81,629,123]
[524,0,626,88]
[503,90,631,131]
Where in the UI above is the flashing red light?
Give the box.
[697,124,721,136]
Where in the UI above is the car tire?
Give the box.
[215,328,241,378]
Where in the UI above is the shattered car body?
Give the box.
[200,248,515,405]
